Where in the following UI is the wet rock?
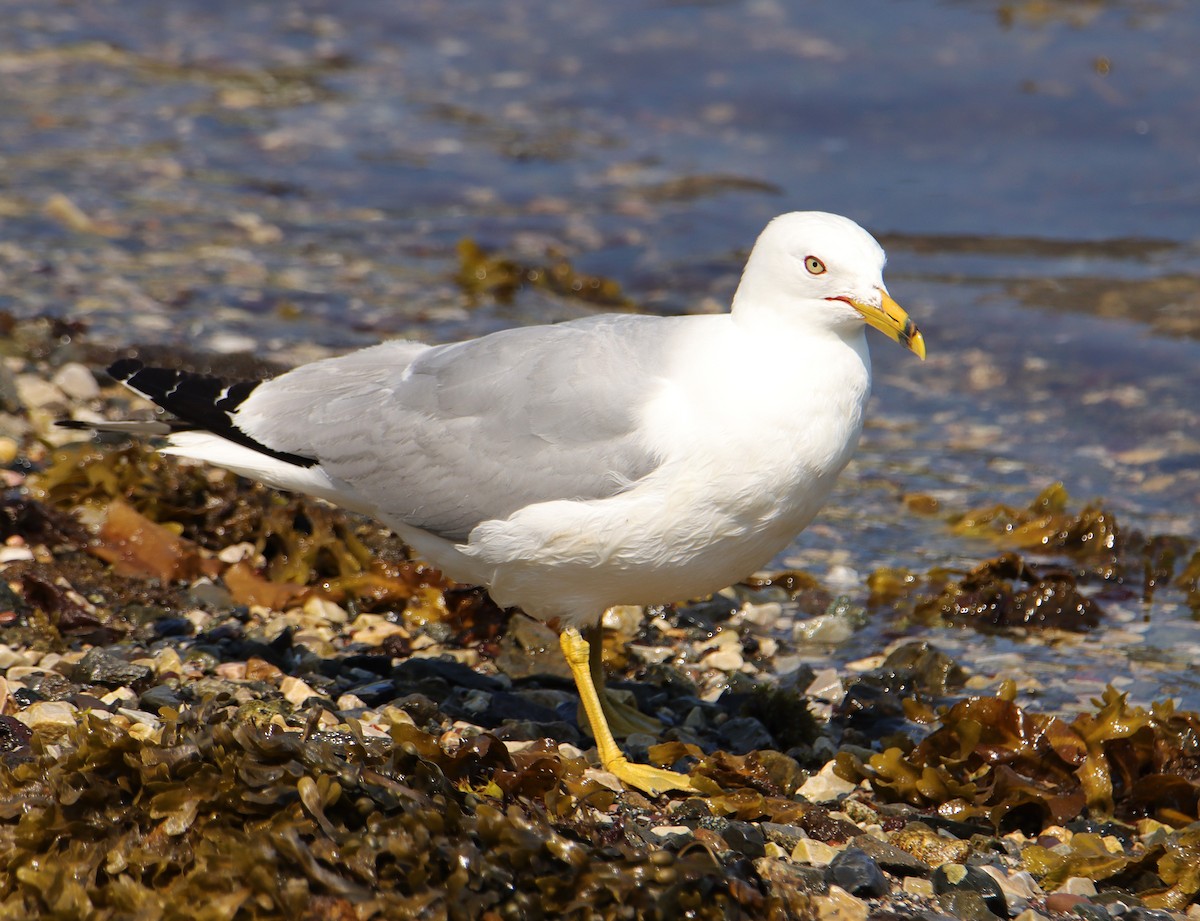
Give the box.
[762,821,807,852]
[932,864,1006,917]
[717,715,774,754]
[0,715,32,752]
[391,692,440,724]
[755,858,827,913]
[392,656,502,697]
[792,838,838,866]
[443,687,560,728]
[825,847,889,898]
[493,719,581,744]
[799,760,858,803]
[978,866,1043,916]
[1044,892,1091,914]
[852,833,932,876]
[801,807,864,844]
[722,821,766,858]
[812,885,868,921]
[15,699,78,731]
[936,890,1000,921]
[72,647,153,688]
[139,684,184,712]
[22,671,79,701]
[150,616,195,639]
[889,826,972,867]
[51,362,100,401]
[345,678,399,706]
[1061,876,1099,896]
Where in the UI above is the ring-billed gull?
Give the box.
[65,211,925,794]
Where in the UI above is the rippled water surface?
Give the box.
[2,0,1197,706]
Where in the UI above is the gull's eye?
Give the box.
[804,255,827,275]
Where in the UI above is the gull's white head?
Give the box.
[732,211,925,359]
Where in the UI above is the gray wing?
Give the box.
[234,314,676,540]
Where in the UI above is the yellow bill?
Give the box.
[850,290,926,360]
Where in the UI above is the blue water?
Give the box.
[2,0,1198,707]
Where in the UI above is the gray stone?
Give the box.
[762,821,807,851]
[825,847,889,898]
[853,833,932,876]
[723,821,766,858]
[717,715,774,754]
[72,648,153,688]
[139,684,185,712]
[932,864,1006,918]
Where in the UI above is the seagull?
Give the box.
[64,211,925,794]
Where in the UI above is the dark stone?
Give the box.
[853,833,932,876]
[72,647,153,688]
[340,653,394,676]
[1124,910,1178,921]
[755,859,828,898]
[722,821,766,859]
[825,847,889,898]
[25,671,78,701]
[140,684,185,711]
[72,693,112,712]
[151,617,195,639]
[186,580,235,609]
[1073,905,1111,921]
[801,806,863,843]
[761,822,806,851]
[493,720,581,744]
[717,715,775,754]
[0,715,32,753]
[442,687,561,727]
[392,657,502,697]
[392,692,440,723]
[1066,817,1135,846]
[936,890,999,921]
[12,687,43,707]
[931,864,1005,917]
[345,678,399,706]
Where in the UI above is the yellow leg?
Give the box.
[585,623,663,738]
[560,626,697,795]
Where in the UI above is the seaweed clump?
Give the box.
[456,238,633,308]
[0,707,769,920]
[27,442,450,617]
[869,482,1200,632]
[838,684,1200,830]
[914,552,1103,632]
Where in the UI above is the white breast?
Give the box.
[453,317,872,627]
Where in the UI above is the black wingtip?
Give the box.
[106,359,318,469]
[107,358,145,383]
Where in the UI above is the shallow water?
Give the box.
[2,0,1198,705]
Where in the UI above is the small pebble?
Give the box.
[798,760,858,802]
[931,863,1006,917]
[902,877,933,897]
[280,676,321,707]
[51,363,100,401]
[15,700,78,730]
[825,847,889,898]
[1014,910,1051,921]
[791,838,838,867]
[1044,892,1090,914]
[1062,876,1099,896]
